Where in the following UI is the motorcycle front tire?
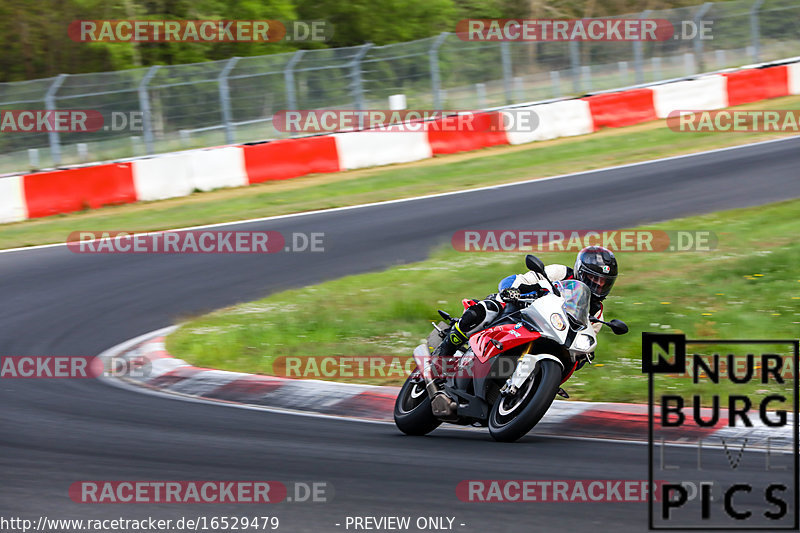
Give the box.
[488,359,561,442]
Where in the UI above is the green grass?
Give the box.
[167,198,800,404]
[2,95,800,250]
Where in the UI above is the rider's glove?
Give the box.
[521,286,549,298]
[499,288,520,301]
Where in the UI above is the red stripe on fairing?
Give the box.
[469,326,540,363]
[561,360,579,384]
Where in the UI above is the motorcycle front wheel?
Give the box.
[393,374,442,436]
[488,359,561,442]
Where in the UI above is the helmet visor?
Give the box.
[580,270,616,299]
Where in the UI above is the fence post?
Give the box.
[28,148,40,169]
[715,49,726,69]
[684,52,696,76]
[138,65,160,155]
[475,83,487,108]
[218,57,240,145]
[651,56,662,81]
[633,10,651,85]
[45,74,67,165]
[429,33,448,110]
[750,0,765,63]
[618,61,629,84]
[693,2,713,73]
[284,50,305,111]
[550,71,561,98]
[569,41,581,93]
[581,65,592,92]
[512,76,523,102]
[500,41,513,104]
[350,43,373,112]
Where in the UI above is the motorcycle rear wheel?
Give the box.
[488,359,561,442]
[394,374,442,436]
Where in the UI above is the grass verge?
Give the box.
[2,96,800,250]
[167,198,800,404]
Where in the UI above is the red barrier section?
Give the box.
[426,112,509,155]
[242,136,340,184]
[584,88,657,129]
[724,66,789,106]
[23,163,136,219]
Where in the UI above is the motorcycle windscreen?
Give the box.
[554,279,592,327]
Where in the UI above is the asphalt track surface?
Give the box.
[2,137,800,532]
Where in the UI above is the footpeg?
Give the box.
[557,388,569,399]
[431,391,457,419]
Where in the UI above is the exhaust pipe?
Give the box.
[413,344,457,418]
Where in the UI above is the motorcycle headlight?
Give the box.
[550,313,566,331]
[574,334,595,351]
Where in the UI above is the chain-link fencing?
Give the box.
[1,0,799,175]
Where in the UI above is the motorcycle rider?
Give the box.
[431,246,618,377]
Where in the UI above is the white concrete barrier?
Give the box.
[505,99,593,145]
[548,99,595,137]
[0,175,27,223]
[334,130,432,170]
[652,75,728,118]
[132,153,194,202]
[503,105,550,145]
[788,62,800,95]
[133,147,248,201]
[187,146,248,192]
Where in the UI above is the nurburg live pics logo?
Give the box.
[642,332,799,530]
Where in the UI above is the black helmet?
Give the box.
[574,246,617,299]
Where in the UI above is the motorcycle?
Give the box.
[394,254,628,442]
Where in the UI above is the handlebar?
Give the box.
[502,287,550,303]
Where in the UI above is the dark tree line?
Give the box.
[1,0,722,82]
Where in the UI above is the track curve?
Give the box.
[2,137,800,532]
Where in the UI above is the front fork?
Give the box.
[500,343,564,396]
